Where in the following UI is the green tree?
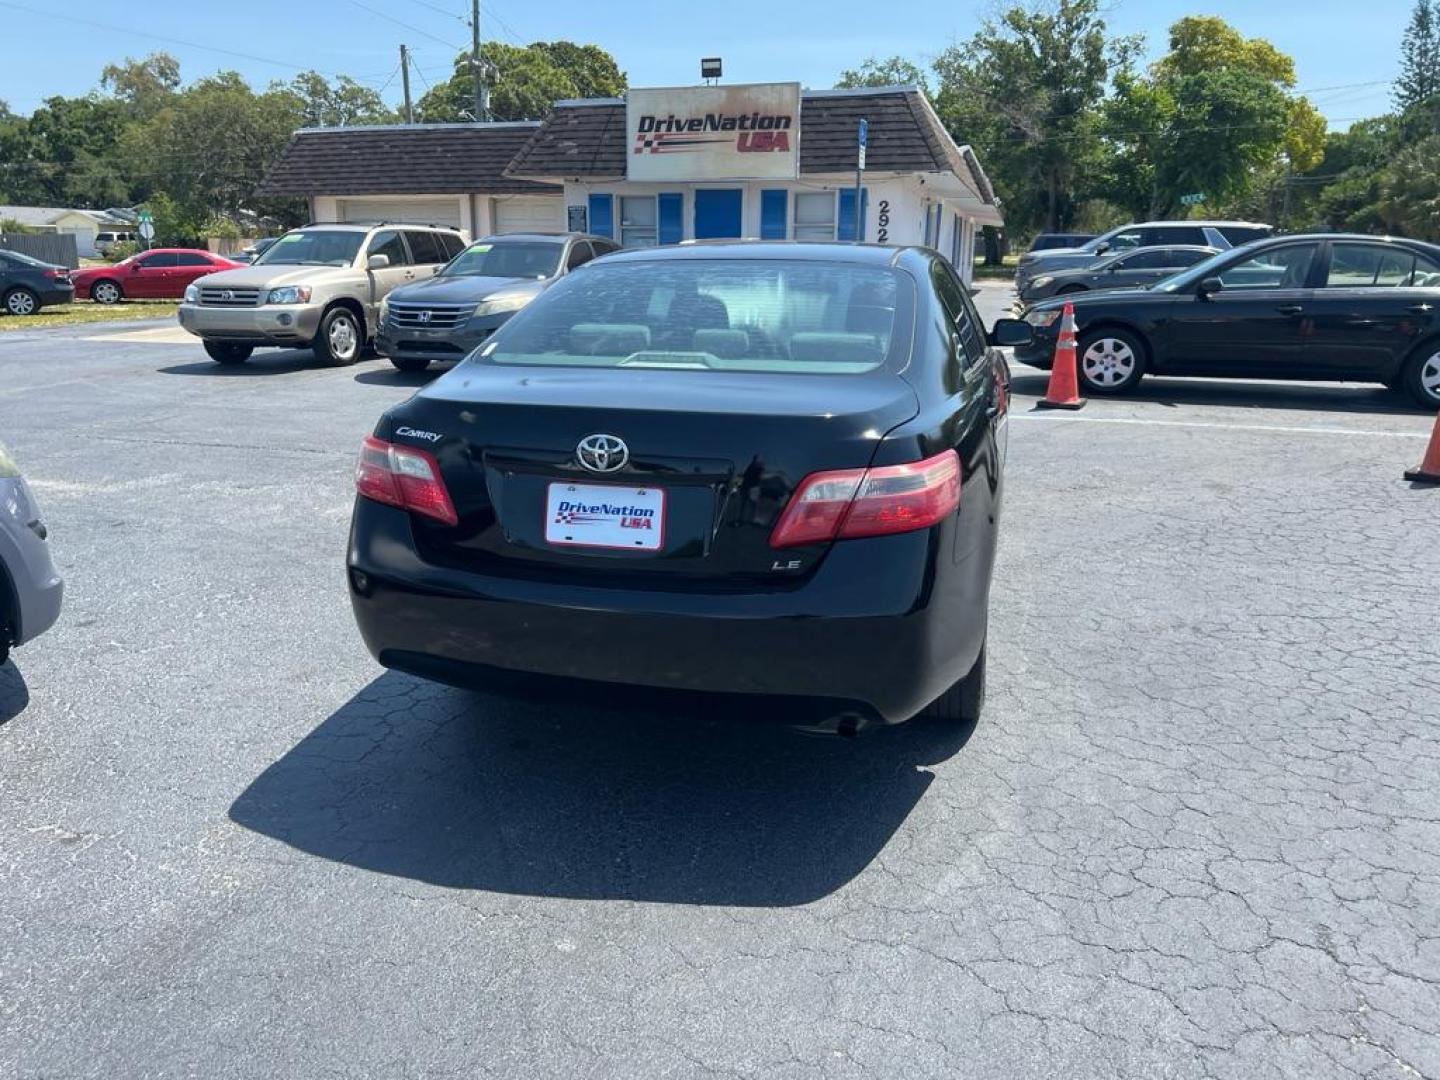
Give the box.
[930,0,1138,234]
[280,71,396,128]
[1397,1,1440,113]
[1102,16,1324,220]
[122,72,307,228]
[101,53,182,121]
[836,57,930,93]
[417,40,626,122]
[1378,135,1440,238]
[13,94,129,207]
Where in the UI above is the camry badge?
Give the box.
[576,434,628,473]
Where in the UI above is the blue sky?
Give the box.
[0,0,1413,128]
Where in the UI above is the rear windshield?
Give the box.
[474,259,910,375]
[254,231,364,267]
[442,241,562,280]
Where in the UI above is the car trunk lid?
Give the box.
[383,364,919,584]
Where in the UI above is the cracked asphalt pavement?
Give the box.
[1,289,1437,1078]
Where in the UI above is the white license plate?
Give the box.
[545,482,665,551]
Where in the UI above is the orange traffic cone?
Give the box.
[1404,410,1440,484]
[1035,301,1086,411]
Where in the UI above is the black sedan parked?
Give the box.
[1015,233,1440,407]
[0,249,73,316]
[349,242,1028,728]
[376,232,620,373]
[1019,245,1218,303]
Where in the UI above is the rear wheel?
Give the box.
[390,355,431,373]
[315,307,363,366]
[1402,347,1440,409]
[1077,327,1146,394]
[922,644,986,725]
[91,279,123,305]
[3,288,39,316]
[204,342,253,365]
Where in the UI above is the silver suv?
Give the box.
[0,442,62,668]
[176,223,466,366]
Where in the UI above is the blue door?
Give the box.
[693,189,743,240]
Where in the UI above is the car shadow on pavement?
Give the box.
[155,350,331,377]
[352,367,443,388]
[0,660,30,726]
[229,671,974,906]
[1008,372,1429,415]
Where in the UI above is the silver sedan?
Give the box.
[1,442,63,666]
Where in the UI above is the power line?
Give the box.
[346,0,466,52]
[0,0,353,78]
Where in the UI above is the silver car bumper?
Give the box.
[1,476,63,647]
[177,303,325,345]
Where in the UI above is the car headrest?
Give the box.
[788,332,885,366]
[692,328,750,358]
[569,323,651,355]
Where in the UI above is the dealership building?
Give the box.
[258,82,1002,283]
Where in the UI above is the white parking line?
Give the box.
[1010,413,1433,438]
[82,326,195,344]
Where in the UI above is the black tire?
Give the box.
[204,342,253,365]
[922,644,986,725]
[314,307,363,367]
[91,279,123,305]
[1076,326,1147,395]
[1401,346,1440,409]
[3,288,40,317]
[390,355,431,373]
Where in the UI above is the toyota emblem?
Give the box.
[576,434,629,473]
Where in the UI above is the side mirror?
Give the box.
[1094,242,1111,255]
[1197,276,1223,299]
[367,253,391,270]
[989,317,1034,347]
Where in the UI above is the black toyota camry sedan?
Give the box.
[1015,233,1440,407]
[347,242,1028,728]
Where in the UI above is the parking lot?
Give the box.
[2,282,1437,1078]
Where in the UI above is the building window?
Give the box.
[793,192,836,241]
[620,196,658,247]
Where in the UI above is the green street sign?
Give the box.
[1179,193,1205,206]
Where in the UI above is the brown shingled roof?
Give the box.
[505,88,996,203]
[257,123,560,198]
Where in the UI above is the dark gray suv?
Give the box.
[376,233,620,373]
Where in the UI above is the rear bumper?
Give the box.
[177,303,323,345]
[35,285,74,308]
[347,501,989,724]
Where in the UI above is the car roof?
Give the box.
[595,240,917,267]
[294,222,458,233]
[1121,220,1272,228]
[471,232,609,244]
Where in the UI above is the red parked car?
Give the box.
[71,249,244,304]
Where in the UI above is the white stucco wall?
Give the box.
[558,175,984,282]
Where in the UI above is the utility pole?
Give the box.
[399,44,414,124]
[470,0,486,122]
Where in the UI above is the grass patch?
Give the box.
[0,301,180,331]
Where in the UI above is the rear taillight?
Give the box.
[45,269,68,281]
[769,449,961,549]
[355,435,458,526]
